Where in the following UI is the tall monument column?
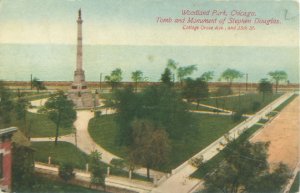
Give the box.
[68,9,98,108]
[76,9,83,72]
[72,8,87,90]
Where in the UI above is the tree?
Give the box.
[268,70,288,93]
[201,71,214,82]
[258,78,273,101]
[161,68,173,86]
[204,137,291,193]
[14,97,30,137]
[220,68,243,86]
[214,85,233,110]
[32,77,46,93]
[58,162,75,182]
[167,59,178,82]
[39,91,76,145]
[140,85,193,138]
[12,131,35,191]
[129,119,171,179]
[89,150,105,187]
[113,86,140,145]
[110,158,125,170]
[105,68,123,90]
[15,98,30,121]
[0,81,14,126]
[177,65,197,85]
[182,78,209,109]
[131,70,144,92]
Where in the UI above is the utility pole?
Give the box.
[99,73,102,91]
[30,74,33,90]
[245,73,248,92]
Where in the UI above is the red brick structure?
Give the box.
[0,127,17,193]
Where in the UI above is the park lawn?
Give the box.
[0,112,72,138]
[11,91,54,102]
[290,172,299,193]
[169,113,243,170]
[88,113,243,171]
[26,112,73,137]
[99,92,113,100]
[32,141,89,169]
[199,93,282,114]
[32,141,150,181]
[15,174,107,193]
[88,115,127,158]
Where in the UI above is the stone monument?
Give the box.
[68,9,98,108]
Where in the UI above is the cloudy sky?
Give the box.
[0,0,298,46]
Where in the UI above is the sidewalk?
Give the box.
[35,162,154,193]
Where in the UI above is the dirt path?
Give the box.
[251,96,299,170]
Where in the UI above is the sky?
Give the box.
[0,0,299,46]
[0,0,298,83]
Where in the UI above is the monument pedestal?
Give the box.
[68,90,98,109]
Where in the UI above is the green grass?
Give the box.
[274,94,298,112]
[200,93,282,114]
[32,141,150,181]
[11,91,54,101]
[99,93,113,100]
[266,111,278,117]
[15,174,107,193]
[289,172,299,193]
[11,91,43,97]
[27,112,73,137]
[191,124,262,179]
[32,142,89,169]
[88,113,243,171]
[88,115,127,158]
[169,114,243,170]
[0,112,72,138]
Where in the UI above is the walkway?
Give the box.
[189,101,233,113]
[31,110,119,163]
[209,93,245,99]
[31,109,165,179]
[35,162,154,193]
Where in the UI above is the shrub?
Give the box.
[232,110,244,122]
[189,156,203,168]
[216,85,233,96]
[94,110,102,118]
[89,150,105,186]
[110,158,125,170]
[252,101,261,112]
[58,162,75,182]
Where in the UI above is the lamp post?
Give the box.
[30,74,33,90]
[99,73,102,92]
[245,73,248,92]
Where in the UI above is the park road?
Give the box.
[251,96,299,170]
